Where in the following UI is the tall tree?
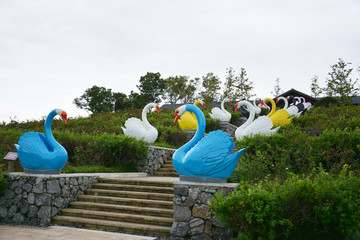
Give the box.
[136,72,165,103]
[113,92,128,111]
[200,72,221,102]
[223,67,237,99]
[163,76,200,104]
[233,68,254,100]
[163,76,187,104]
[73,85,115,113]
[325,58,359,104]
[271,78,282,97]
[310,75,323,98]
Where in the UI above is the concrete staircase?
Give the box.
[52,177,174,238]
[153,157,179,177]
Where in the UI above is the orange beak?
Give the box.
[202,102,206,109]
[229,99,232,104]
[156,104,160,113]
[260,99,264,105]
[61,111,68,125]
[174,109,180,123]
[276,98,279,104]
[234,103,238,112]
[247,98,249,101]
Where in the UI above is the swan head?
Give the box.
[200,100,206,109]
[174,105,187,123]
[55,109,67,124]
[156,104,160,113]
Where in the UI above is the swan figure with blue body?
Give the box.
[173,104,246,182]
[15,109,68,174]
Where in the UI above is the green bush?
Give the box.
[315,97,339,107]
[212,167,360,240]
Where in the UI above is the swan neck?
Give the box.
[142,103,153,128]
[266,98,276,116]
[220,99,226,111]
[193,100,201,106]
[239,102,255,129]
[180,105,205,153]
[44,109,60,149]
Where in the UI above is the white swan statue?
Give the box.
[209,98,232,122]
[235,100,280,141]
[121,103,159,144]
[277,97,301,118]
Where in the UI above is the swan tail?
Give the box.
[223,148,246,178]
[270,126,281,134]
[121,127,127,135]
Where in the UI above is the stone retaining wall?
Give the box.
[219,122,239,137]
[140,146,176,176]
[171,181,237,240]
[0,173,99,226]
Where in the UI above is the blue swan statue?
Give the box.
[173,104,246,183]
[15,109,68,174]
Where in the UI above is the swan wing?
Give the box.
[183,130,235,175]
[123,118,147,140]
[269,109,291,127]
[16,132,53,168]
[236,116,275,140]
[178,112,198,130]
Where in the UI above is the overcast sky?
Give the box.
[1,0,359,123]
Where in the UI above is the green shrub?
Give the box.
[212,167,360,240]
[0,169,8,196]
[315,97,339,107]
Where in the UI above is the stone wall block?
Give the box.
[192,204,211,220]
[171,222,189,237]
[47,179,61,194]
[174,205,191,222]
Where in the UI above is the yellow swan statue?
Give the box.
[267,97,294,127]
[178,100,206,131]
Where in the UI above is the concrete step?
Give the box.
[85,189,173,201]
[98,178,174,187]
[69,201,173,218]
[153,172,179,177]
[77,195,173,209]
[52,215,171,238]
[91,183,173,194]
[59,208,173,226]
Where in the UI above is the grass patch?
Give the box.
[62,164,137,173]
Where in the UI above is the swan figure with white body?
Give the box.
[252,98,262,115]
[15,109,68,174]
[121,103,159,144]
[277,97,301,118]
[173,104,245,182]
[209,98,232,122]
[234,101,280,141]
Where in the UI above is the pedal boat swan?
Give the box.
[209,98,232,122]
[177,100,206,131]
[172,104,246,182]
[15,109,68,174]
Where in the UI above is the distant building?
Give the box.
[275,88,317,105]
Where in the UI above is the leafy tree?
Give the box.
[163,76,200,104]
[136,72,165,103]
[123,91,147,109]
[325,58,359,104]
[113,92,128,111]
[200,72,221,102]
[223,67,237,99]
[310,75,323,98]
[73,85,115,113]
[163,76,187,104]
[271,78,282,97]
[233,67,254,100]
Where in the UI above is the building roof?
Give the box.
[276,88,318,104]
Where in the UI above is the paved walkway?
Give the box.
[0,225,156,240]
